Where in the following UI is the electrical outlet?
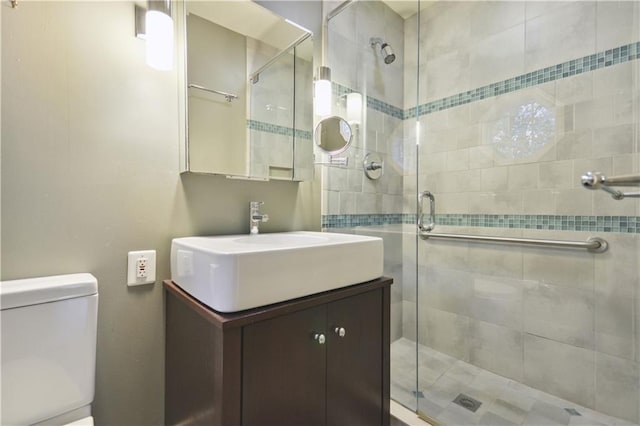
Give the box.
[136,257,148,278]
[127,250,156,286]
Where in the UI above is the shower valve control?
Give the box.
[334,327,346,338]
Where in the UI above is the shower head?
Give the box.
[370,37,396,64]
[380,42,396,64]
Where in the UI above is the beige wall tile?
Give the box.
[523,334,595,408]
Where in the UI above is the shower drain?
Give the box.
[412,390,425,398]
[452,393,482,412]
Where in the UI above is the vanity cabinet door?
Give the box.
[241,304,327,426]
[327,289,384,426]
[241,289,387,426]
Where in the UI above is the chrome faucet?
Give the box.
[249,201,269,235]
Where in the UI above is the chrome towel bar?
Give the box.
[188,84,238,102]
[581,171,640,200]
[417,190,609,253]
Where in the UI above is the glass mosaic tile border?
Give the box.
[319,42,640,124]
[330,42,639,121]
[404,41,640,119]
[322,213,407,228]
[434,214,640,233]
[322,214,640,233]
[247,119,312,140]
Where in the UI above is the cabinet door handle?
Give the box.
[334,327,346,338]
[313,333,326,345]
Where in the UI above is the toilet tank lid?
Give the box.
[0,273,98,310]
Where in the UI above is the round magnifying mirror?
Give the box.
[314,116,353,155]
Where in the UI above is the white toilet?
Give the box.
[1,273,99,425]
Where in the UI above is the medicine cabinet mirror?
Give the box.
[176,0,314,181]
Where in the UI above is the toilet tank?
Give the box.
[1,273,98,425]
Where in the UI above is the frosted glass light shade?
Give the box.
[346,92,362,125]
[145,10,173,71]
[314,79,332,117]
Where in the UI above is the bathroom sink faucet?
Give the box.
[249,201,269,235]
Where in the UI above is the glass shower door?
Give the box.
[321,0,422,414]
[414,1,640,425]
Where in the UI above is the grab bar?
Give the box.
[420,232,608,253]
[417,191,608,253]
[581,171,640,200]
[188,84,238,102]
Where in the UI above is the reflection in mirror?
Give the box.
[178,1,314,180]
[249,35,314,180]
[314,116,353,156]
[186,10,246,175]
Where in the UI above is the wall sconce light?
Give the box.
[345,92,362,126]
[135,0,174,71]
[314,66,332,118]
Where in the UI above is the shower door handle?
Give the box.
[418,191,435,232]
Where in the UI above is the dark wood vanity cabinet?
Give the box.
[164,277,392,426]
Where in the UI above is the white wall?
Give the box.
[1,2,319,424]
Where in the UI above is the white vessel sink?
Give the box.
[170,231,383,312]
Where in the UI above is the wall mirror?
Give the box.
[314,116,353,156]
[177,0,314,181]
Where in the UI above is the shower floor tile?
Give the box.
[391,338,636,426]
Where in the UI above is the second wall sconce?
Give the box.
[345,92,362,127]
